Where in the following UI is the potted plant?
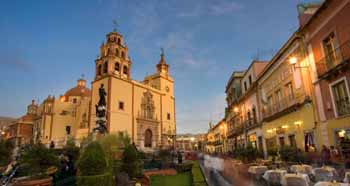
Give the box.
[267,147,278,162]
[16,143,59,186]
[279,145,297,163]
[76,141,114,186]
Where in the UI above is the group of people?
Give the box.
[321,145,341,165]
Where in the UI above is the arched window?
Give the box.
[97,65,102,76]
[107,48,111,55]
[115,48,119,57]
[123,66,128,75]
[117,38,121,45]
[121,51,125,59]
[115,63,120,72]
[252,106,257,124]
[103,62,108,73]
[247,111,251,126]
[144,129,152,147]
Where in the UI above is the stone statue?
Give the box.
[98,84,107,107]
[93,84,108,134]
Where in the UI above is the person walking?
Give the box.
[321,145,331,165]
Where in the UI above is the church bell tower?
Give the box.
[94,31,131,80]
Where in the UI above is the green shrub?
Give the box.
[77,142,107,176]
[232,145,259,162]
[279,146,297,162]
[267,147,278,161]
[20,143,59,178]
[121,144,143,178]
[176,161,193,173]
[158,149,171,161]
[63,137,80,162]
[244,144,259,162]
[77,173,114,186]
[0,140,13,166]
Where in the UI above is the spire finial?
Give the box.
[159,47,165,64]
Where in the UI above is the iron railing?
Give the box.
[335,97,350,116]
[263,94,296,119]
[316,41,350,78]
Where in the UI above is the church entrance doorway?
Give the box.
[145,129,152,147]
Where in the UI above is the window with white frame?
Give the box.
[330,78,350,117]
[322,32,340,68]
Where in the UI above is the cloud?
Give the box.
[177,6,202,17]
[177,0,243,18]
[210,1,243,16]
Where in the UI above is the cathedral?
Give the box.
[89,30,176,150]
[7,30,176,151]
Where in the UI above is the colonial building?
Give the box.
[5,100,38,146]
[225,71,244,151]
[299,0,350,150]
[34,78,91,147]
[89,30,176,151]
[258,32,317,154]
[225,61,268,152]
[206,120,227,154]
[0,116,16,140]
[176,133,206,151]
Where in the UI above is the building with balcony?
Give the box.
[206,120,227,154]
[225,61,268,152]
[176,133,206,151]
[225,71,244,151]
[300,0,350,150]
[258,32,317,154]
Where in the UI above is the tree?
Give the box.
[121,144,142,178]
[77,142,107,176]
[0,140,13,166]
[20,143,59,178]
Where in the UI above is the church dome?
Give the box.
[64,79,91,98]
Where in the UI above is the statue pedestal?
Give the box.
[92,132,103,141]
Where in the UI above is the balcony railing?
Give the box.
[245,118,259,129]
[263,95,297,119]
[316,41,350,78]
[335,97,350,117]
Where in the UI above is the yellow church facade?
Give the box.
[89,31,176,151]
[34,78,91,148]
[31,30,176,151]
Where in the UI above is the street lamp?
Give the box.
[289,57,298,65]
[289,56,309,69]
[233,107,239,113]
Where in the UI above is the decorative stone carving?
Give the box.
[140,91,155,120]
